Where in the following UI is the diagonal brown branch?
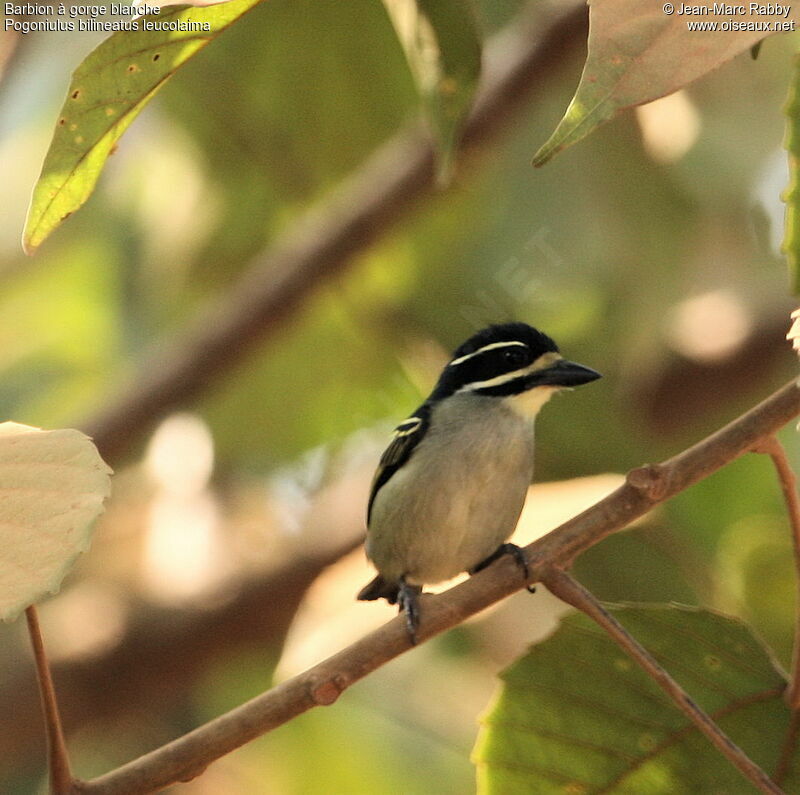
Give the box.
[752,435,800,710]
[599,687,784,794]
[540,568,784,795]
[0,480,366,765]
[70,379,800,794]
[78,0,588,464]
[26,606,75,795]
[776,709,800,786]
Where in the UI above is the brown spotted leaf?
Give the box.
[23,0,262,254]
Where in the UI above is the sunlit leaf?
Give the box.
[381,0,481,176]
[0,423,111,622]
[474,605,797,793]
[784,57,800,295]
[22,0,262,254]
[134,0,235,8]
[533,0,798,166]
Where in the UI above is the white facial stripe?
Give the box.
[456,363,538,392]
[532,351,561,370]
[394,418,421,437]
[456,351,562,393]
[448,340,528,367]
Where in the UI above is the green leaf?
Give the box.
[381,0,481,177]
[783,56,800,294]
[533,0,798,167]
[23,0,262,255]
[0,423,112,622]
[474,605,797,793]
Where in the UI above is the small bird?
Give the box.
[357,322,601,643]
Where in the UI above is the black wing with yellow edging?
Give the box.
[366,405,430,526]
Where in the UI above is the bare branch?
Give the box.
[0,522,363,766]
[540,568,784,795]
[776,709,800,786]
[26,606,75,795]
[70,380,800,794]
[532,380,800,569]
[752,435,800,710]
[77,0,588,464]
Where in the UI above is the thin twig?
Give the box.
[0,493,366,763]
[752,435,800,709]
[25,606,74,795]
[775,709,800,786]
[540,568,784,795]
[77,0,588,464]
[533,381,800,569]
[69,379,800,795]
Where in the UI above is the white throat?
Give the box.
[507,386,558,419]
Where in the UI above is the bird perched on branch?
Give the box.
[357,322,601,643]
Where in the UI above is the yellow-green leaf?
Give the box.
[533,0,798,167]
[382,0,481,177]
[0,423,112,622]
[783,56,800,294]
[23,0,262,255]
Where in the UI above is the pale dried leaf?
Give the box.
[0,423,112,622]
[788,308,800,353]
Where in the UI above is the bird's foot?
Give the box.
[470,543,536,593]
[397,577,423,644]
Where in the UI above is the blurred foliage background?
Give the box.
[1,0,799,792]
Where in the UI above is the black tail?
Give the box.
[357,575,400,604]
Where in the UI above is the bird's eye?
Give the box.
[503,347,528,367]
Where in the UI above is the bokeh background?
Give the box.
[1,0,799,791]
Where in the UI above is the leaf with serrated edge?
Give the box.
[533,0,799,167]
[23,0,262,255]
[474,605,798,793]
[0,423,112,622]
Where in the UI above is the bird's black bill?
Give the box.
[533,359,601,388]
